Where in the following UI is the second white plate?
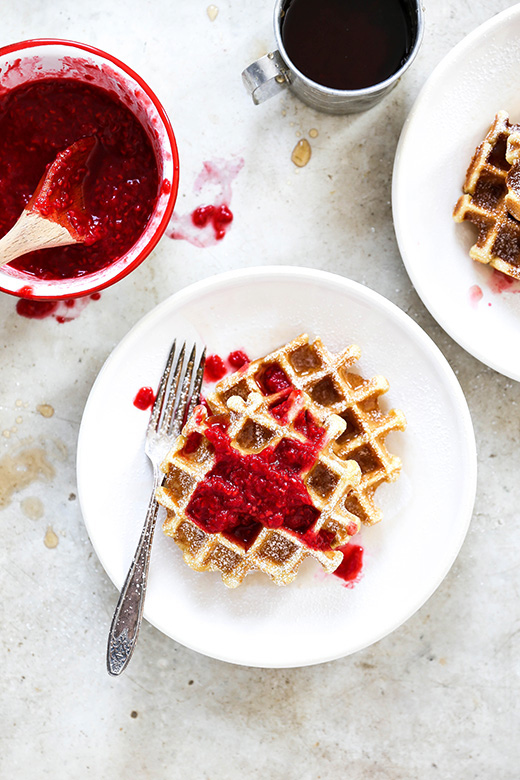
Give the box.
[77,267,476,667]
[393,4,520,381]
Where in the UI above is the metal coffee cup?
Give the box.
[242,0,424,115]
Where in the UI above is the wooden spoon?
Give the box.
[0,136,98,267]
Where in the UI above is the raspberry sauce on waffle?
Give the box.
[183,415,332,551]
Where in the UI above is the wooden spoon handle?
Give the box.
[0,210,77,267]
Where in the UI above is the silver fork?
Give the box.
[106,339,206,676]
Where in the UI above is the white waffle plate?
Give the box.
[393,4,520,381]
[77,267,476,667]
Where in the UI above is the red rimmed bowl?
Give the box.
[0,39,179,301]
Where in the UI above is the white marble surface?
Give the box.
[1,1,519,777]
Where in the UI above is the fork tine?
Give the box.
[149,339,176,434]
[160,341,186,434]
[185,348,206,422]
[169,344,197,437]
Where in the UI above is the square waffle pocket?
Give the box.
[157,335,406,588]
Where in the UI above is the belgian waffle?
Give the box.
[453,110,520,279]
[157,335,406,588]
[157,385,362,588]
[504,127,520,222]
[206,334,406,528]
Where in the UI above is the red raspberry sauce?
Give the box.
[191,203,233,240]
[133,386,155,410]
[228,350,249,369]
[0,79,158,280]
[204,354,227,382]
[185,419,335,551]
[255,363,292,394]
[15,299,58,319]
[333,543,364,584]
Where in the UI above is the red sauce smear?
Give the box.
[204,350,251,382]
[0,78,158,280]
[16,299,58,319]
[192,204,233,240]
[204,354,227,382]
[166,157,244,248]
[15,292,100,321]
[228,350,249,369]
[333,543,364,585]
[488,268,520,295]
[133,386,155,410]
[468,284,483,308]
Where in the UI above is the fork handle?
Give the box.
[106,492,159,676]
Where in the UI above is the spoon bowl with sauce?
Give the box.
[0,136,99,267]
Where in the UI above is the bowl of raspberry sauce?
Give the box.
[0,39,179,300]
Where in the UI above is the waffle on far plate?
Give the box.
[453,110,520,280]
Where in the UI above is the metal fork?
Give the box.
[106,339,206,676]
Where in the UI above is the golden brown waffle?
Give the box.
[157,382,362,588]
[505,128,520,221]
[207,334,406,528]
[157,335,406,588]
[453,110,520,279]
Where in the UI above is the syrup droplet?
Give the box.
[291,138,311,168]
[44,527,59,548]
[207,4,219,21]
[37,404,54,418]
[309,128,318,138]
[0,446,55,509]
[21,496,44,520]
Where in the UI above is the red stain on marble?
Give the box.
[167,157,244,247]
[15,293,101,322]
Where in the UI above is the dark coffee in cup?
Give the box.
[280,0,414,90]
[241,0,423,114]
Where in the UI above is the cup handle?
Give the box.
[241,51,289,105]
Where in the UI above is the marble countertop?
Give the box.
[2,1,519,777]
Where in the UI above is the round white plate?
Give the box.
[77,267,476,668]
[393,4,520,381]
